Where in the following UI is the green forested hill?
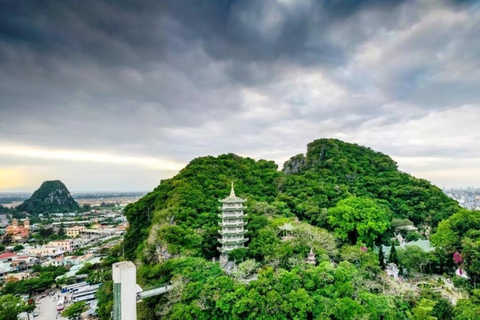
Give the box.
[119,139,469,320]
[124,139,459,261]
[16,180,79,214]
[124,154,280,261]
[280,139,459,227]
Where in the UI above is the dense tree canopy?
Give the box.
[328,196,391,246]
[0,294,28,320]
[62,301,87,319]
[120,138,467,320]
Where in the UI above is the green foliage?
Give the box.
[118,138,467,319]
[431,209,480,252]
[124,154,280,260]
[62,301,87,319]
[462,237,480,284]
[412,298,437,320]
[228,248,247,263]
[406,231,421,242]
[16,180,79,214]
[454,290,480,319]
[281,139,459,227]
[0,294,29,320]
[388,242,399,265]
[431,209,480,284]
[139,260,412,320]
[379,246,386,270]
[328,196,391,246]
[58,222,65,237]
[398,246,430,274]
[2,266,68,295]
[13,244,24,251]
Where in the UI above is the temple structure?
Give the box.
[5,218,30,241]
[306,248,316,265]
[218,183,248,257]
[278,222,296,241]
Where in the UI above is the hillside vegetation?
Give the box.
[119,138,474,320]
[124,139,458,262]
[16,180,79,214]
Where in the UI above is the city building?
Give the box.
[217,183,248,257]
[5,272,32,282]
[66,225,87,237]
[24,247,65,257]
[47,240,74,252]
[5,218,30,241]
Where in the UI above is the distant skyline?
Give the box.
[1,0,480,192]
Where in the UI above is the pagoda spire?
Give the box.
[229,181,236,198]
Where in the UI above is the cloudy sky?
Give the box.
[1,0,479,192]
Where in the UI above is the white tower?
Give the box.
[113,261,137,320]
[218,183,248,257]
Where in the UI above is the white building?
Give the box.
[47,240,74,252]
[113,261,137,320]
[217,183,248,257]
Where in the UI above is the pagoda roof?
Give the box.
[278,223,296,231]
[220,182,246,203]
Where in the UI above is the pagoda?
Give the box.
[218,183,248,257]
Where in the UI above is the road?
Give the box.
[35,289,67,320]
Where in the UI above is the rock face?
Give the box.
[283,154,307,174]
[17,180,79,214]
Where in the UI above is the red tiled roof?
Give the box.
[0,252,17,259]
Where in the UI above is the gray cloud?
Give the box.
[0,0,479,190]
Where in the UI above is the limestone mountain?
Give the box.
[16,180,79,214]
[123,138,459,262]
[280,139,459,226]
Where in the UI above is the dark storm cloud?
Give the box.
[0,0,479,190]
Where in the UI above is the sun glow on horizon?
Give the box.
[0,144,185,171]
[0,168,26,190]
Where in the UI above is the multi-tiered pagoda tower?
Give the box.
[218,183,248,257]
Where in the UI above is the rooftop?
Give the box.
[278,223,296,231]
[0,252,17,260]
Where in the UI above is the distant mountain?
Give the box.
[17,180,79,214]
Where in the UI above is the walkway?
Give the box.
[138,285,173,299]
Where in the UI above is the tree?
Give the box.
[2,232,12,245]
[398,245,428,274]
[294,223,337,256]
[62,301,87,319]
[328,196,391,247]
[461,237,480,283]
[431,209,480,252]
[228,248,247,263]
[379,246,386,270]
[0,294,28,320]
[412,298,437,320]
[454,290,480,320]
[13,245,24,251]
[388,242,398,265]
[58,222,65,237]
